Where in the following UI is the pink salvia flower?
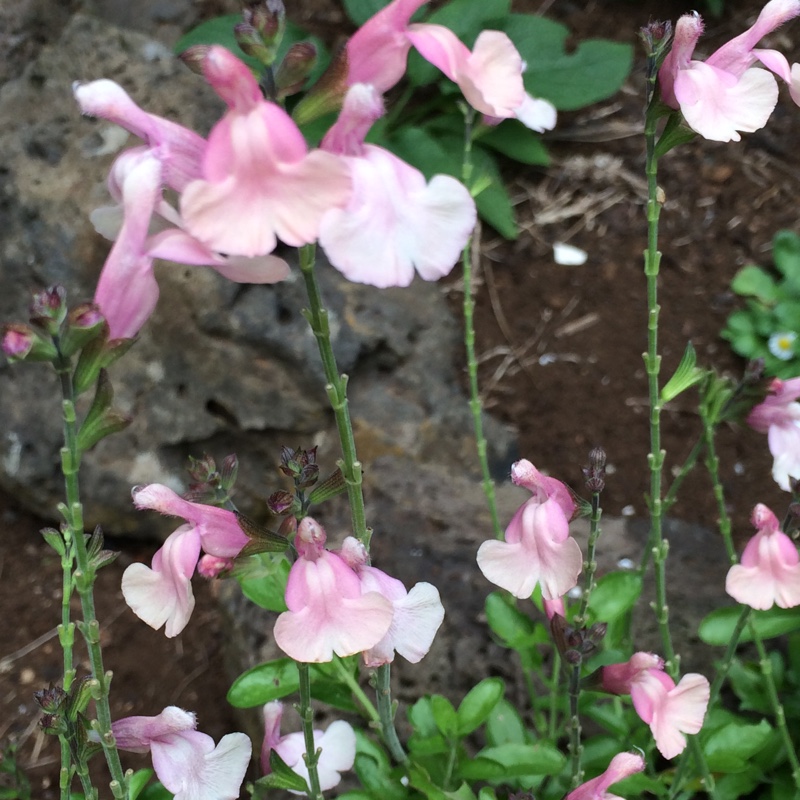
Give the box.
[111,706,251,800]
[346,0,430,92]
[339,537,445,667]
[180,46,351,257]
[477,459,582,600]
[405,24,556,131]
[726,503,800,609]
[658,0,800,142]
[74,81,289,338]
[565,751,646,800]
[122,484,249,635]
[273,517,393,662]
[601,652,709,759]
[261,701,356,792]
[747,377,800,490]
[319,83,476,287]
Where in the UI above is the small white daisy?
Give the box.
[768,331,797,361]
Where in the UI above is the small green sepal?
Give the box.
[661,342,705,403]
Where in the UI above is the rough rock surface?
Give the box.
[0,14,515,533]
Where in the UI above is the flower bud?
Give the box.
[276,42,317,98]
[179,45,212,76]
[59,303,107,357]
[268,490,295,515]
[29,285,68,334]
[1,323,58,363]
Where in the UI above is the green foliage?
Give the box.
[699,605,800,646]
[722,230,800,377]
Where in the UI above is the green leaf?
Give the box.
[343,0,390,26]
[138,782,173,800]
[485,698,526,746]
[501,16,632,111]
[354,754,408,800]
[127,770,155,800]
[408,697,439,738]
[227,658,298,707]
[772,230,800,281]
[476,120,550,166]
[586,571,642,622]
[731,265,780,303]
[237,553,290,611]
[661,342,705,403]
[471,145,518,239]
[484,592,536,647]
[703,719,772,772]
[472,743,566,776]
[698,606,800,646]
[431,695,459,738]
[456,678,504,736]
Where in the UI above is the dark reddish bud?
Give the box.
[179,45,212,76]
[2,323,58,363]
[276,42,317,98]
[268,490,295,515]
[29,285,68,333]
[582,446,607,493]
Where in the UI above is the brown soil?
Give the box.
[3,0,799,797]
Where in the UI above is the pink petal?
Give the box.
[565,751,645,800]
[182,104,351,256]
[319,145,474,287]
[706,0,800,77]
[94,152,162,338]
[477,497,582,600]
[364,580,445,666]
[121,524,201,637]
[345,0,429,92]
[73,79,205,191]
[132,484,248,557]
[275,551,393,662]
[200,45,263,111]
[767,422,800,490]
[511,459,575,518]
[601,652,664,695]
[514,93,557,132]
[321,83,385,157]
[659,13,704,108]
[674,61,777,141]
[112,706,196,753]
[152,730,251,800]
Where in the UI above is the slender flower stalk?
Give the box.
[568,662,583,787]
[749,620,800,790]
[298,244,368,546]
[297,663,324,800]
[297,244,408,764]
[460,109,502,539]
[53,350,128,799]
[641,44,677,679]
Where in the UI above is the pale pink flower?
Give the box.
[747,377,800,490]
[273,517,393,662]
[74,81,289,338]
[180,46,351,258]
[405,24,556,131]
[602,652,709,759]
[658,0,800,142]
[726,503,800,609]
[477,459,582,600]
[565,751,646,800]
[111,706,251,800]
[261,702,356,792]
[122,524,201,637]
[543,596,566,621]
[319,83,476,287]
[339,536,445,667]
[122,484,250,636]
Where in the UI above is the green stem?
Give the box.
[701,413,736,564]
[662,439,703,517]
[298,244,368,546]
[749,621,800,788]
[331,657,380,724]
[641,67,677,680]
[460,108,502,540]
[55,358,127,799]
[568,662,583,788]
[297,663,324,800]
[375,665,408,764]
[546,652,561,741]
[58,539,76,798]
[576,492,602,624]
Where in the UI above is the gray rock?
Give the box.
[0,14,516,534]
